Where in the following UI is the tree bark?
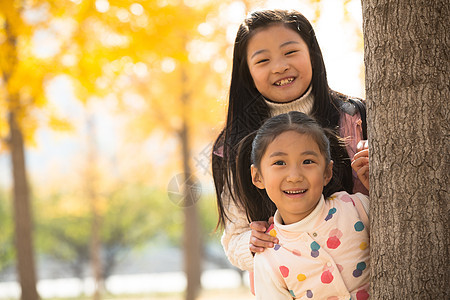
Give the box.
[362,0,449,298]
[8,111,40,300]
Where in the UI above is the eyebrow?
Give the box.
[269,151,287,158]
[268,150,319,158]
[250,40,300,59]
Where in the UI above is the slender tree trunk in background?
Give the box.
[8,111,40,300]
[362,1,449,298]
[86,114,103,300]
[3,13,40,300]
[180,66,202,300]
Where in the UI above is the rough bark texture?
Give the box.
[9,111,40,300]
[361,0,449,298]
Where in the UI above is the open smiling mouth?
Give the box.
[284,189,307,195]
[274,77,295,86]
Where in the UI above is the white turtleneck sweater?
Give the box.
[264,85,314,117]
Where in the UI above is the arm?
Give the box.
[221,188,278,271]
[254,253,293,299]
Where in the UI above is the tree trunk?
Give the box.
[180,66,202,300]
[361,1,449,298]
[86,114,103,300]
[8,111,40,300]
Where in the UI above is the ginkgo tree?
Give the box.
[0,1,68,299]
[107,3,228,299]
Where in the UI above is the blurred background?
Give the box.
[0,0,364,299]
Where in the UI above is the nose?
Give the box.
[272,57,289,74]
[286,166,303,182]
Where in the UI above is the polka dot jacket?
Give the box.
[254,191,370,300]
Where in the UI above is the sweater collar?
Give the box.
[264,85,314,117]
[274,194,325,237]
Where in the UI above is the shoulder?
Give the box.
[330,90,366,117]
[328,191,370,217]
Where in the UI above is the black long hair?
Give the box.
[213,9,355,228]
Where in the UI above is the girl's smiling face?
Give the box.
[251,131,333,225]
[246,24,313,103]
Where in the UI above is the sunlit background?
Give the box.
[0,0,364,299]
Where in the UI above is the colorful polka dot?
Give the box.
[354,221,365,232]
[336,264,344,273]
[357,262,367,270]
[269,228,277,237]
[329,228,343,238]
[353,261,367,277]
[310,241,320,258]
[327,228,343,249]
[321,270,334,284]
[311,241,320,251]
[325,208,337,221]
[306,290,313,298]
[341,194,354,204]
[359,242,368,250]
[327,195,337,201]
[289,290,296,297]
[274,244,281,250]
[297,273,306,281]
[327,236,341,249]
[356,289,369,300]
[279,265,289,278]
[353,269,363,277]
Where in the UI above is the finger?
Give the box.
[351,157,369,172]
[357,140,368,152]
[249,221,269,232]
[356,165,370,190]
[250,235,276,249]
[268,216,274,225]
[356,165,369,179]
[251,230,278,243]
[250,244,266,253]
[353,149,369,161]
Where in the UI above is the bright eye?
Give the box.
[273,161,286,166]
[303,159,315,165]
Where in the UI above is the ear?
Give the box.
[323,160,334,186]
[251,164,265,189]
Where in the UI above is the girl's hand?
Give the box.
[249,217,278,254]
[352,148,369,190]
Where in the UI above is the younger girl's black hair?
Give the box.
[213,9,355,229]
[235,111,346,222]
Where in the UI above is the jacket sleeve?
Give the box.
[220,187,255,271]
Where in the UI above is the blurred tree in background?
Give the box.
[0,1,365,299]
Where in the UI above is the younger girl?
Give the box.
[236,111,370,299]
[212,9,368,272]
